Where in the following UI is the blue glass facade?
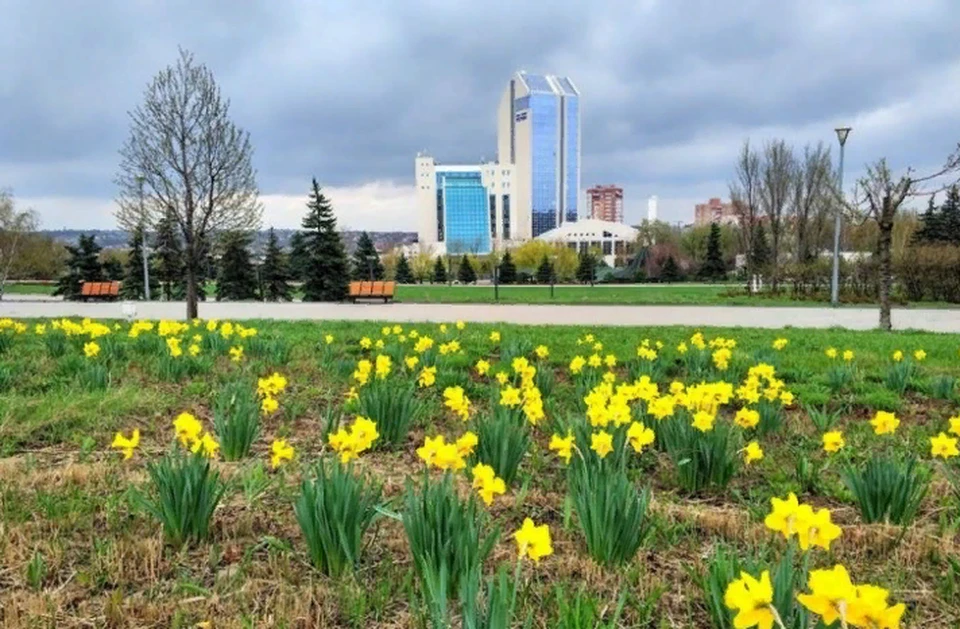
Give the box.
[529,93,558,237]
[438,170,490,254]
[563,96,579,222]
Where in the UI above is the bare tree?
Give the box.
[759,140,795,291]
[0,190,39,300]
[792,143,834,263]
[851,150,960,330]
[729,141,762,273]
[115,48,261,319]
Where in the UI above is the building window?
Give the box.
[489,194,496,239]
[436,186,444,242]
[502,194,510,240]
[530,93,559,237]
[441,171,490,254]
[602,241,612,256]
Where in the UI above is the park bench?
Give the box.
[348,281,396,303]
[80,281,121,302]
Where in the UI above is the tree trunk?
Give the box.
[878,212,894,331]
[185,239,199,319]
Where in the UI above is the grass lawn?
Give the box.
[2,318,960,626]
[2,282,56,295]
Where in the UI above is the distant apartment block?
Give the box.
[586,185,623,223]
[694,197,738,226]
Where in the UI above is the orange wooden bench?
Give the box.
[348,281,396,303]
[80,281,121,301]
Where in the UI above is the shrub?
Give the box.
[138,450,226,547]
[885,360,917,395]
[402,472,498,628]
[929,375,958,401]
[569,463,651,566]
[474,407,531,486]
[805,404,841,432]
[42,332,68,358]
[213,381,260,461]
[294,460,383,577]
[658,417,739,495]
[843,456,930,525]
[356,380,423,448]
[77,363,109,390]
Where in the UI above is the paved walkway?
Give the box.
[1,299,958,332]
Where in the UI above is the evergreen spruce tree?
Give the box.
[300,179,350,302]
[351,231,384,280]
[431,256,447,284]
[660,255,682,283]
[102,255,124,281]
[698,222,727,281]
[121,226,159,299]
[153,209,184,300]
[536,255,555,284]
[575,252,596,284]
[498,251,517,284]
[939,186,960,246]
[54,234,104,299]
[288,230,308,281]
[215,231,259,301]
[394,253,415,283]
[260,227,292,302]
[457,255,477,284]
[750,222,771,272]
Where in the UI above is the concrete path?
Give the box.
[2,299,959,332]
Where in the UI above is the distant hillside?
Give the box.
[38,229,418,254]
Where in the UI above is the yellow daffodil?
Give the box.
[723,570,777,629]
[692,410,715,432]
[797,565,857,626]
[111,429,140,460]
[590,430,614,458]
[229,346,244,362]
[270,439,294,468]
[892,350,903,362]
[83,341,101,358]
[514,518,553,562]
[734,407,760,429]
[471,463,506,506]
[764,492,802,539]
[405,355,420,370]
[418,366,437,388]
[627,422,655,453]
[870,411,899,436]
[359,337,372,349]
[742,441,763,465]
[173,412,203,446]
[914,349,926,361]
[261,396,279,415]
[822,431,845,453]
[534,345,549,359]
[794,505,842,552]
[475,359,491,376]
[931,432,959,459]
[772,338,788,350]
[825,347,838,359]
[949,415,960,437]
[549,432,575,464]
[489,331,501,343]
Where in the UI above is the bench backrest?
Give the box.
[348,281,362,296]
[382,281,396,297]
[81,281,120,297]
[359,281,373,296]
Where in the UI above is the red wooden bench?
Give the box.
[80,281,121,302]
[348,281,395,303]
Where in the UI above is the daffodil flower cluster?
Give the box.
[471,463,506,505]
[173,412,220,458]
[764,492,842,552]
[443,386,471,421]
[328,416,379,463]
[416,432,478,471]
[257,372,288,415]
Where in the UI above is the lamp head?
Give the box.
[835,127,852,146]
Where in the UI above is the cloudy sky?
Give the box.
[3,0,960,231]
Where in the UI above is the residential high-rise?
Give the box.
[415,155,513,254]
[496,71,581,239]
[586,185,623,223]
[694,197,738,226]
[647,195,658,222]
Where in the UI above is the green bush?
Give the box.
[843,456,930,525]
[402,472,498,628]
[213,381,260,461]
[138,450,226,546]
[658,417,739,495]
[569,463,651,566]
[474,407,531,486]
[294,460,383,577]
[805,404,841,432]
[356,380,423,448]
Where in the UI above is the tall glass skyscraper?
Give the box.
[497,72,580,239]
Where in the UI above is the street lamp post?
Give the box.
[831,127,851,307]
[135,176,151,301]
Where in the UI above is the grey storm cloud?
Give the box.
[2,0,960,227]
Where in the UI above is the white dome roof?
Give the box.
[535,219,638,241]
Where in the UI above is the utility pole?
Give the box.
[831,127,851,307]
